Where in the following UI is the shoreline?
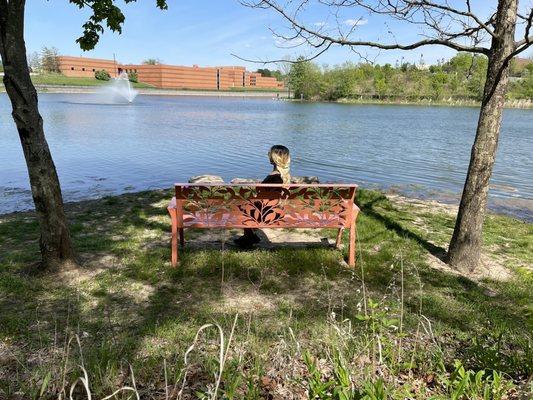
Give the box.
[1,85,531,107]
[303,96,533,109]
[0,84,289,98]
[2,187,530,223]
[8,85,532,107]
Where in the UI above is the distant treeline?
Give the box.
[287,53,533,102]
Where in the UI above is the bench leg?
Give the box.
[179,228,185,248]
[348,223,356,268]
[169,208,179,267]
[335,228,344,249]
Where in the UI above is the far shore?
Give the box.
[0,84,289,98]
[2,84,531,108]
[333,96,533,109]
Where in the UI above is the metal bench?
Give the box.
[167,183,360,267]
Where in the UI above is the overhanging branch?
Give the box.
[240,0,490,62]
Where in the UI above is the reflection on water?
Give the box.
[0,93,531,220]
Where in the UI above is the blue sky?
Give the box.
[25,0,528,69]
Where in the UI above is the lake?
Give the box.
[1,93,531,220]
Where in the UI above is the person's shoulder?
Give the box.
[262,173,283,184]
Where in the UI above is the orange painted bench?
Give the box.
[167,183,360,267]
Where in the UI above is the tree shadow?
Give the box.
[1,188,530,394]
[359,194,448,260]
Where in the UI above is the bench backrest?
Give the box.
[174,183,357,228]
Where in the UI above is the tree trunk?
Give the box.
[447,0,517,272]
[0,1,75,269]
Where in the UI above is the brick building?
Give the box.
[58,56,118,78]
[57,56,284,90]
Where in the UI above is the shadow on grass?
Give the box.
[359,193,448,260]
[0,188,531,394]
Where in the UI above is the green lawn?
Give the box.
[9,73,282,92]
[0,190,531,399]
[29,73,155,88]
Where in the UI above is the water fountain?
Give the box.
[99,71,139,103]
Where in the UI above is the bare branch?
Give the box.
[408,0,496,37]
[242,0,490,57]
[231,41,334,64]
[515,6,533,49]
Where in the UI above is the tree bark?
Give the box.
[0,1,75,269]
[447,0,517,272]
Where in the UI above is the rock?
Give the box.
[483,288,498,297]
[189,175,320,184]
[291,176,320,184]
[188,175,224,183]
[230,178,261,184]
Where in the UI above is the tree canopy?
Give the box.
[288,53,532,101]
[68,0,168,50]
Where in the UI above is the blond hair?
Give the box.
[268,145,291,184]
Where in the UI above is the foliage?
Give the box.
[94,69,111,81]
[142,58,161,65]
[257,68,273,77]
[507,64,533,99]
[288,56,322,99]
[68,1,168,51]
[288,53,532,101]
[437,360,515,400]
[128,71,138,83]
[257,68,283,80]
[40,46,60,73]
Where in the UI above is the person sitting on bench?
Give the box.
[234,145,291,247]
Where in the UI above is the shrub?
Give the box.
[95,69,111,81]
[128,71,138,83]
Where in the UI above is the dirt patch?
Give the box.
[216,283,276,313]
[54,253,121,285]
[180,228,335,250]
[388,194,518,282]
[426,252,513,283]
[387,194,457,215]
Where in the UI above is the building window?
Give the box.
[92,68,95,72]
[71,67,75,70]
[82,68,85,71]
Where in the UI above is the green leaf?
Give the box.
[39,371,52,397]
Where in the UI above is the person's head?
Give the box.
[268,145,291,183]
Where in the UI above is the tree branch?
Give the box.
[407,0,496,38]
[232,41,334,64]
[241,0,490,59]
[515,6,533,49]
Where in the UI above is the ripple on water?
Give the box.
[0,94,531,219]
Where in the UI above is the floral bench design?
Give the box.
[167,183,360,267]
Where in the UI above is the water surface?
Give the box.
[1,93,531,219]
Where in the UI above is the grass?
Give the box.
[0,189,531,399]
[28,73,155,88]
[0,73,283,93]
